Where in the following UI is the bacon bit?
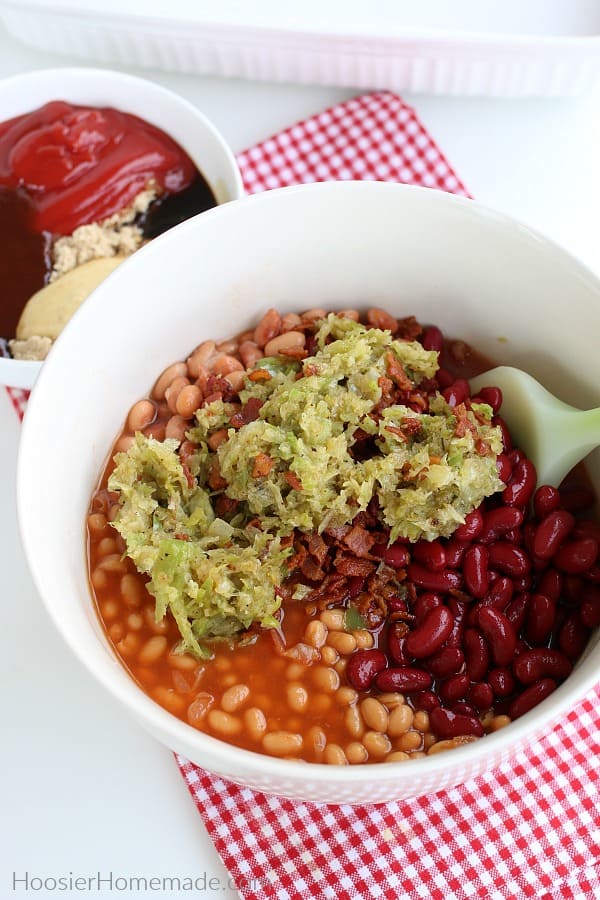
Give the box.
[181,462,195,489]
[230,397,263,429]
[284,470,303,491]
[385,351,413,391]
[300,556,326,582]
[300,574,349,607]
[279,346,308,359]
[214,495,239,518]
[377,374,394,395]
[179,440,198,463]
[287,543,308,572]
[307,533,329,565]
[407,391,428,412]
[475,439,491,456]
[453,403,478,439]
[302,363,319,377]
[252,452,274,478]
[174,532,190,541]
[207,459,227,490]
[206,373,238,401]
[280,534,295,550]
[395,316,423,341]
[334,556,376,578]
[203,391,223,405]
[401,416,422,435]
[429,454,442,465]
[245,517,263,531]
[325,524,352,542]
[384,424,407,441]
[247,369,272,383]
[343,524,376,559]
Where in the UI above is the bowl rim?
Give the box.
[0,64,244,389]
[17,179,600,786]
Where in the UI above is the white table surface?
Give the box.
[1,19,600,900]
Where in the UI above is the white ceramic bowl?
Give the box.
[0,66,243,391]
[17,182,600,804]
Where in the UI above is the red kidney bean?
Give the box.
[488,667,515,697]
[563,575,584,607]
[451,701,477,717]
[508,449,525,467]
[407,563,462,592]
[485,576,514,610]
[412,539,446,572]
[584,564,600,584]
[504,528,524,545]
[554,538,599,574]
[513,575,533,592]
[454,509,483,542]
[422,325,443,353]
[463,628,490,681]
[446,599,467,647]
[346,649,387,691]
[430,706,484,739]
[468,681,494,711]
[436,367,454,390]
[488,542,530,577]
[496,453,512,484]
[477,607,516,666]
[532,510,575,560]
[523,521,536,555]
[438,673,470,703]
[463,545,489,599]
[513,648,572,685]
[493,416,513,452]
[425,647,465,678]
[414,592,443,625]
[580,585,600,628]
[387,623,411,665]
[375,667,432,693]
[573,519,600,543]
[412,690,440,712]
[445,539,469,569]
[533,485,561,519]
[387,596,408,615]
[509,678,556,719]
[373,542,410,568]
[525,593,556,646]
[442,378,470,408]
[537,569,563,603]
[347,576,366,599]
[405,606,454,659]
[502,459,537,508]
[474,385,503,415]
[505,592,529,633]
[479,507,524,544]
[559,614,590,660]
[559,486,594,513]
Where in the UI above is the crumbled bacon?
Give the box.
[230,397,263,429]
[247,369,272,383]
[206,373,238,401]
[453,402,478,439]
[333,556,376,578]
[300,556,326,582]
[307,533,329,566]
[252,452,274,478]
[181,462,195,489]
[279,346,308,359]
[475,439,491,456]
[342,524,376,558]
[284,470,303,491]
[207,458,227,490]
[214,495,239,518]
[385,351,413,391]
[395,316,423,341]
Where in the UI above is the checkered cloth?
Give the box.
[7,91,599,900]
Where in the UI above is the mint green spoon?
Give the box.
[470,366,600,488]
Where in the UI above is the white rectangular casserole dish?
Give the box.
[2,0,600,97]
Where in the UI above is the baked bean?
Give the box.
[116,632,139,656]
[323,743,348,765]
[138,635,168,665]
[363,731,392,758]
[344,704,365,739]
[286,683,308,712]
[97,536,118,556]
[387,704,413,736]
[102,600,118,620]
[153,687,186,716]
[428,739,464,755]
[286,662,305,680]
[88,512,108,533]
[143,606,169,635]
[225,370,246,392]
[412,710,430,732]
[335,686,358,706]
[280,313,303,331]
[187,692,214,726]
[152,361,188,400]
[327,631,357,655]
[489,714,511,732]
[352,629,374,649]
[175,384,203,419]
[127,612,143,630]
[264,331,306,357]
[346,742,368,764]
[305,725,327,755]
[168,651,199,671]
[114,436,135,453]
[320,646,339,666]
[396,730,423,752]
[360,698,389,733]
[304,619,328,648]
[320,609,345,631]
[386,750,411,762]
[143,421,166,442]
[208,709,242,736]
[366,307,397,331]
[165,415,188,443]
[221,683,251,713]
[120,573,144,608]
[311,665,340,692]
[216,339,239,355]
[97,553,127,574]
[262,731,303,756]
[244,707,267,741]
[254,309,282,348]
[91,568,107,590]
[376,692,405,708]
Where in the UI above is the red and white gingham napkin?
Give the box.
[7,91,599,900]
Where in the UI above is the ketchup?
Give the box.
[0,101,197,235]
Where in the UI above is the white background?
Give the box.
[1,18,599,900]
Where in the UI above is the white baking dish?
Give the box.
[2,0,600,98]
